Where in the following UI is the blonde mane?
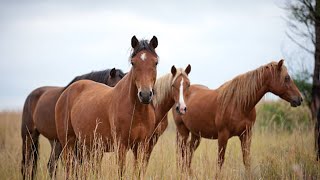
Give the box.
[218,61,287,113]
[153,68,188,107]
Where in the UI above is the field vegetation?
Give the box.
[0,100,319,179]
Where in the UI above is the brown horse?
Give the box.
[173,60,303,173]
[55,36,158,177]
[144,65,192,161]
[21,68,125,179]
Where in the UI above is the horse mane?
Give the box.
[64,69,125,90]
[129,39,158,60]
[153,68,188,107]
[217,61,286,113]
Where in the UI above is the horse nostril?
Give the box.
[184,107,187,112]
[176,106,179,111]
[300,97,303,102]
[139,91,142,97]
[149,91,153,97]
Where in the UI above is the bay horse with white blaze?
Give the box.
[55,36,158,177]
[21,68,125,179]
[173,60,303,173]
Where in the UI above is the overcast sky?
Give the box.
[0,0,311,110]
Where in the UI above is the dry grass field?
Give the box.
[0,101,319,179]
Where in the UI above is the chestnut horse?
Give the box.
[21,68,125,179]
[173,60,303,173]
[144,65,192,161]
[55,36,158,177]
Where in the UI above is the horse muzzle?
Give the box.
[138,90,153,104]
[175,104,187,115]
[290,96,303,107]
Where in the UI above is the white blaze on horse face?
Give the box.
[140,53,146,61]
[179,78,186,112]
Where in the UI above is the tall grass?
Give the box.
[1,101,319,179]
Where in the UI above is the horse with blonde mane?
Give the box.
[173,60,303,173]
[144,65,191,160]
[55,36,158,178]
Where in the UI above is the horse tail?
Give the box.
[21,90,42,180]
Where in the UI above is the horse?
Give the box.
[55,36,159,178]
[143,65,192,163]
[173,60,303,174]
[21,68,125,179]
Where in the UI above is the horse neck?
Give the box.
[245,71,269,112]
[155,92,174,122]
[113,69,138,105]
[113,69,154,116]
[153,74,176,121]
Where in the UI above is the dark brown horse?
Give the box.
[55,36,158,177]
[173,60,303,174]
[21,68,125,179]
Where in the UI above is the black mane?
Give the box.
[64,69,125,90]
[130,39,158,59]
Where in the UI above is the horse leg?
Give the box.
[21,128,40,180]
[47,140,62,178]
[175,124,190,173]
[186,134,201,172]
[146,119,168,163]
[62,137,77,179]
[132,144,139,175]
[94,151,103,177]
[117,143,127,178]
[217,129,230,169]
[239,128,252,173]
[85,144,104,178]
[132,141,152,178]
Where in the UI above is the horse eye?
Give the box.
[285,75,290,82]
[155,61,158,66]
[131,61,134,66]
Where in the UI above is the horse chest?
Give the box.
[130,123,152,141]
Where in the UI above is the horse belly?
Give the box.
[72,118,113,149]
[189,125,218,139]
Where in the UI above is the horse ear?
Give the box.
[185,64,191,75]
[131,36,139,49]
[277,59,284,71]
[110,68,116,77]
[171,65,177,77]
[149,36,158,49]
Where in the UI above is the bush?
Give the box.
[256,100,311,132]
